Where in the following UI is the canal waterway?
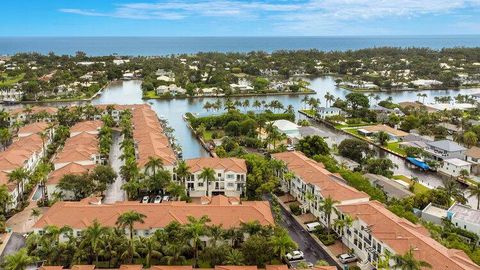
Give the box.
[66,77,480,207]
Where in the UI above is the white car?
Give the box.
[338,253,358,264]
[286,145,295,151]
[162,195,170,202]
[286,250,304,261]
[153,195,162,203]
[141,196,150,204]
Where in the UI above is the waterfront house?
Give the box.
[8,106,58,126]
[337,201,479,269]
[358,124,409,141]
[425,139,467,161]
[438,158,472,178]
[270,119,300,138]
[0,87,23,102]
[316,107,344,120]
[33,195,274,243]
[156,84,186,96]
[183,157,247,197]
[466,146,480,175]
[411,79,442,88]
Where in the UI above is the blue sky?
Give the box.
[1,0,480,36]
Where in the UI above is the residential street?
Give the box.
[103,132,126,204]
[268,195,341,269]
[0,233,25,258]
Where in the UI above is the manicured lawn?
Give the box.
[143,90,160,99]
[0,73,24,87]
[203,130,213,141]
[300,109,316,116]
[344,128,364,138]
[393,175,429,194]
[386,142,406,156]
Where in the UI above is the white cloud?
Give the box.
[59,0,480,33]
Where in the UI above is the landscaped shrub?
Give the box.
[289,202,301,215]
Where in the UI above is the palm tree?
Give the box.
[199,167,216,196]
[1,248,36,270]
[392,247,432,270]
[30,208,41,223]
[467,183,480,210]
[83,219,109,264]
[270,228,297,261]
[441,179,466,206]
[145,156,164,178]
[185,215,211,267]
[0,128,12,150]
[376,250,393,270]
[116,210,146,239]
[253,100,262,111]
[208,224,224,247]
[320,196,339,235]
[139,236,162,267]
[38,131,48,157]
[8,168,29,204]
[0,185,12,214]
[283,171,296,193]
[163,242,187,265]
[174,160,191,186]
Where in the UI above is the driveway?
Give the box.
[103,132,126,204]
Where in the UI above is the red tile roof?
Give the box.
[70,120,103,134]
[186,158,247,173]
[34,195,274,230]
[272,151,369,202]
[337,201,480,270]
[47,163,95,185]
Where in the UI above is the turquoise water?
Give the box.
[1,36,479,56]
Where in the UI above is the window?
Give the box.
[227,183,234,187]
[218,173,222,177]
[227,174,235,179]
[198,182,204,187]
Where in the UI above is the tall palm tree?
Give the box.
[270,228,297,261]
[208,224,225,247]
[467,183,480,210]
[376,250,393,270]
[116,210,146,239]
[185,215,211,267]
[199,167,216,196]
[174,160,191,186]
[38,131,48,157]
[8,168,29,204]
[392,248,432,270]
[2,248,37,270]
[30,208,41,223]
[83,219,109,264]
[320,196,339,235]
[0,185,12,214]
[145,156,164,178]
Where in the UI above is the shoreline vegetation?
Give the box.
[2,47,480,104]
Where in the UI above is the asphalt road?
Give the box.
[103,132,126,204]
[273,197,341,269]
[1,233,25,258]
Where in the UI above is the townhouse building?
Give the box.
[69,120,103,137]
[17,121,55,139]
[183,157,247,197]
[33,195,274,243]
[53,132,101,170]
[0,133,47,209]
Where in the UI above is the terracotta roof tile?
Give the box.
[272,151,369,202]
[337,201,480,270]
[70,120,103,134]
[34,196,274,230]
[18,121,50,135]
[54,132,98,164]
[47,163,95,185]
[186,158,247,173]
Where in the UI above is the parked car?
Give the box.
[338,253,358,264]
[153,195,162,203]
[162,195,170,202]
[286,145,295,151]
[305,222,321,232]
[286,250,304,261]
[141,196,150,204]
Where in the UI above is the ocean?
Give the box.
[0,36,479,56]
